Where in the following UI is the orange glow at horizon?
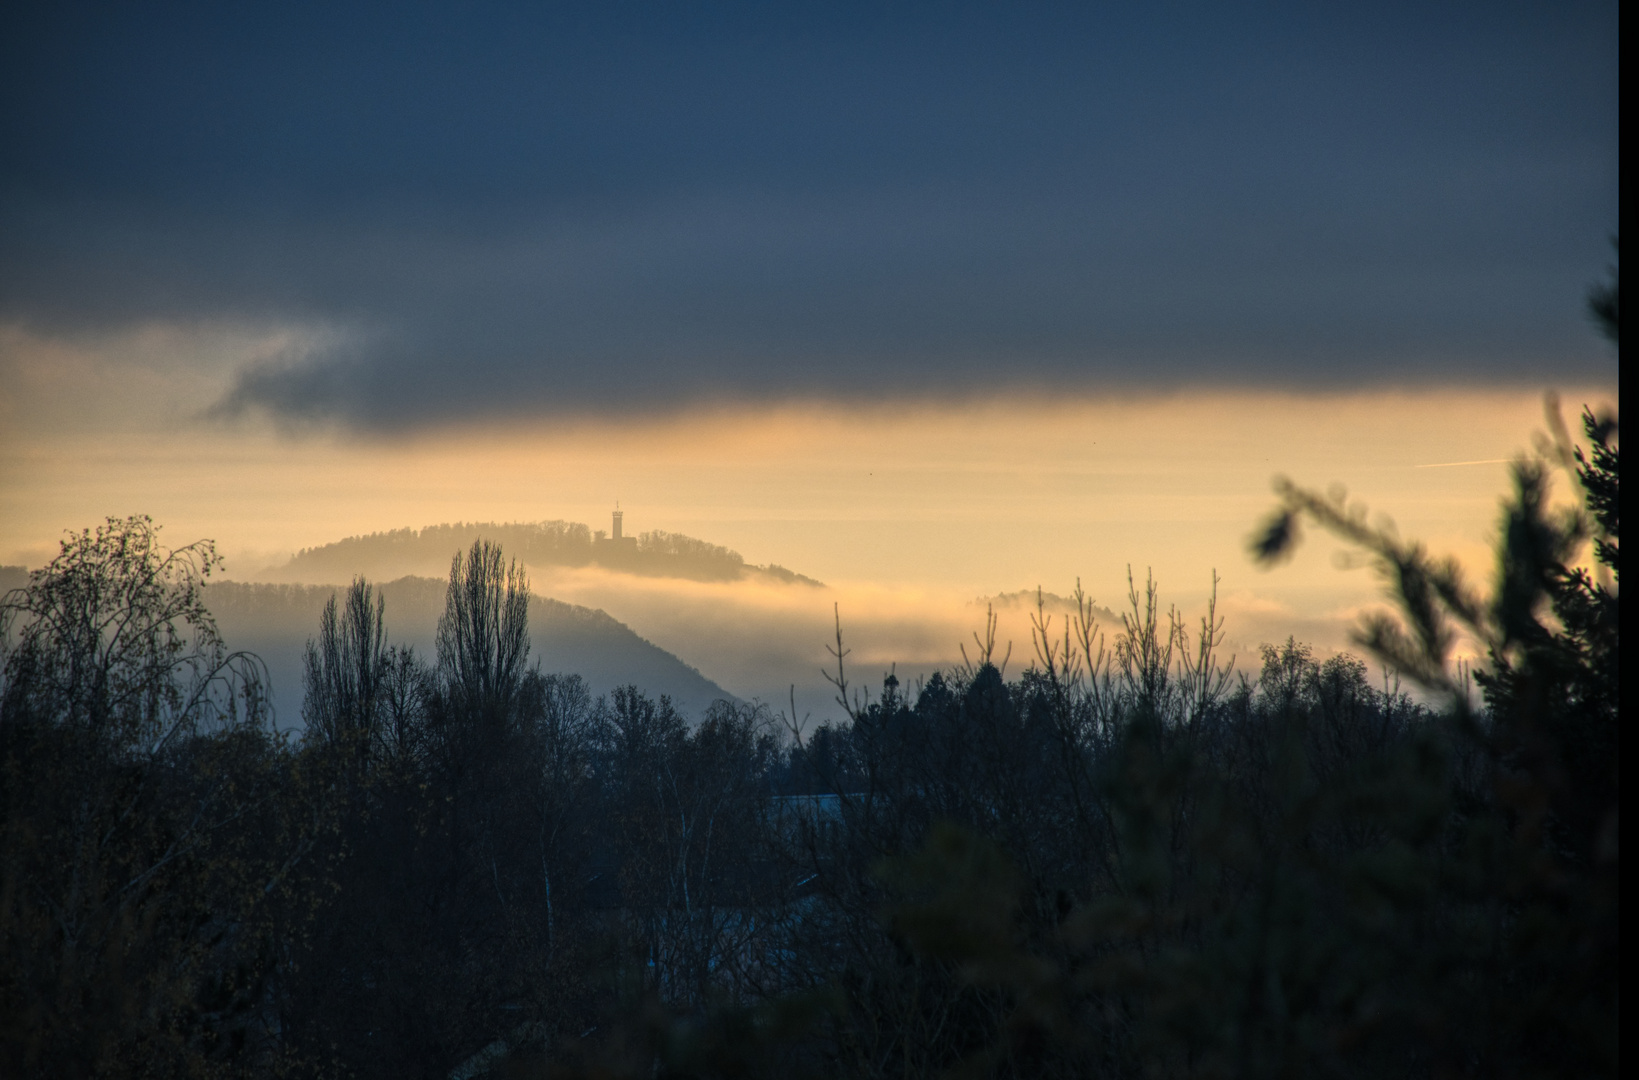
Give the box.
[1,322,1616,705]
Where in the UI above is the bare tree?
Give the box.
[0,516,307,1077]
[302,576,389,764]
[436,539,531,730]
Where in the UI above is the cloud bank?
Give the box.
[1,2,1619,429]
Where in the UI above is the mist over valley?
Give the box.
[222,515,1147,722]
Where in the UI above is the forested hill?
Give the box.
[253,520,822,586]
[206,576,737,724]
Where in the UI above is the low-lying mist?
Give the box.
[487,562,1374,716]
[7,552,1391,728]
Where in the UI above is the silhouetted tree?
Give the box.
[302,576,389,768]
[0,517,310,1078]
[1238,255,1619,1075]
[437,539,530,732]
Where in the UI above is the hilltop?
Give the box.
[253,519,823,587]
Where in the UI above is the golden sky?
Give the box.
[0,321,1616,707]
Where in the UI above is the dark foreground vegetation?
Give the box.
[1,304,1618,1077]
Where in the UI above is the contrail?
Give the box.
[1414,458,1511,469]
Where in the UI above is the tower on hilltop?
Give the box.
[598,505,637,552]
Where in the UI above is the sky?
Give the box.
[0,2,1619,710]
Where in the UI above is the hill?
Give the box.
[203,577,738,726]
[254,520,823,587]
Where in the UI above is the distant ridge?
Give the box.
[255,520,823,587]
[981,589,1122,625]
[206,576,738,724]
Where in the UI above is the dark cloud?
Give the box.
[1,2,1619,427]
